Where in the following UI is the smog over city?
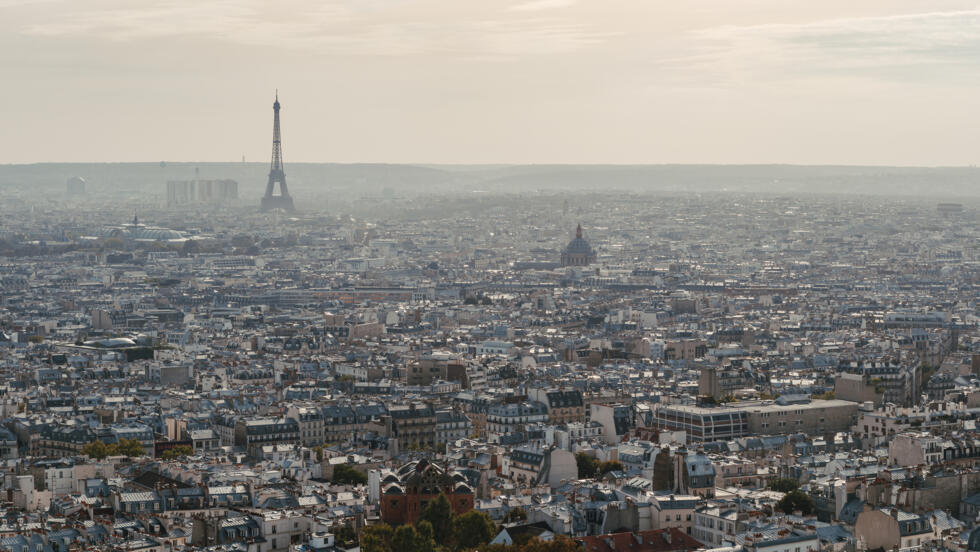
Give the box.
[0,2,978,552]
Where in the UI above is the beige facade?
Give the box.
[744,399,858,436]
[854,508,932,552]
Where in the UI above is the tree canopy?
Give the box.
[420,493,454,543]
[767,477,800,493]
[451,511,497,551]
[161,445,194,460]
[776,489,815,515]
[333,463,368,485]
[597,461,624,477]
[575,453,597,479]
[81,438,145,459]
[361,491,499,552]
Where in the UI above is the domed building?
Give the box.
[100,214,184,242]
[561,224,596,267]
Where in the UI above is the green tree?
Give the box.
[161,445,194,460]
[776,489,815,515]
[182,239,199,256]
[333,463,368,485]
[767,477,800,493]
[361,524,395,552]
[420,492,454,543]
[82,440,110,460]
[335,523,358,547]
[502,508,527,524]
[415,521,437,552]
[393,525,420,552]
[597,461,624,477]
[575,452,597,479]
[451,510,497,551]
[112,438,146,458]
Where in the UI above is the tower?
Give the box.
[261,92,296,212]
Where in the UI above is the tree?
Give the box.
[597,461,624,477]
[393,525,420,552]
[767,477,800,493]
[415,521,437,552]
[575,452,597,479]
[361,524,395,552]
[182,240,199,256]
[82,440,110,460]
[231,234,255,249]
[162,445,194,460]
[776,489,815,515]
[333,463,368,485]
[451,510,497,551]
[502,508,527,524]
[113,438,146,458]
[335,523,358,548]
[420,492,454,543]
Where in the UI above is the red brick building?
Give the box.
[379,459,475,526]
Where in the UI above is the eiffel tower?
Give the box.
[260,91,296,212]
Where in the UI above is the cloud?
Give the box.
[509,0,576,12]
[19,0,607,58]
[0,0,57,6]
[670,9,980,84]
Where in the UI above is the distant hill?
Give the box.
[0,162,978,198]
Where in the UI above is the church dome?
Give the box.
[561,224,596,267]
[565,236,594,255]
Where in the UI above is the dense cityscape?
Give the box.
[4,0,980,545]
[0,110,978,552]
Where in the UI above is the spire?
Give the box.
[576,224,582,239]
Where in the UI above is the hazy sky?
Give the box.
[4,0,980,165]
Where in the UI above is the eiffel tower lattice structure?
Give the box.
[260,91,295,212]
